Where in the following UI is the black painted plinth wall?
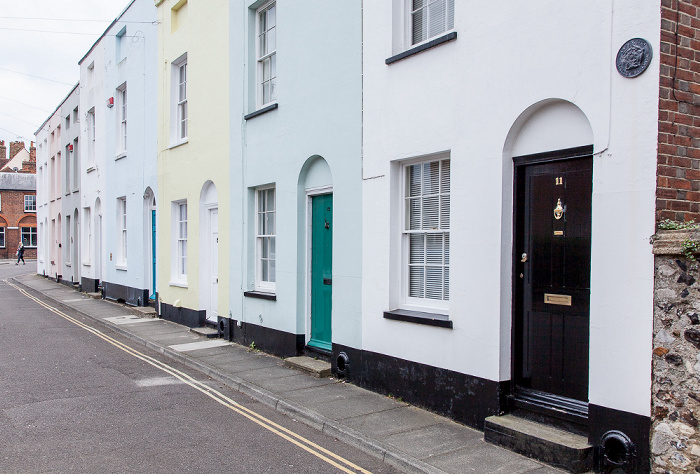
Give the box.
[81,277,99,293]
[102,281,150,307]
[229,319,304,358]
[332,343,506,430]
[159,302,205,328]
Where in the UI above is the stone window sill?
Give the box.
[385,31,457,65]
[244,290,276,301]
[383,309,453,328]
[244,103,278,121]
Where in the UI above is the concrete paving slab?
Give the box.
[428,442,547,474]
[255,373,337,394]
[105,315,163,325]
[283,356,331,377]
[282,380,373,406]
[314,391,407,422]
[169,340,231,352]
[182,344,251,360]
[147,332,203,346]
[234,364,299,385]
[126,323,191,337]
[213,354,282,374]
[342,404,445,439]
[384,420,483,460]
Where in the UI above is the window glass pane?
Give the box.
[412,9,426,44]
[444,267,450,300]
[413,0,425,9]
[425,267,443,300]
[408,198,421,230]
[446,0,454,30]
[422,196,439,229]
[268,4,276,28]
[263,57,270,81]
[407,164,421,197]
[269,258,276,282]
[423,161,440,195]
[0,228,5,247]
[265,212,275,235]
[262,259,269,281]
[444,233,450,265]
[441,160,450,192]
[259,31,267,57]
[269,236,276,259]
[409,267,425,298]
[425,234,443,264]
[267,27,276,52]
[262,82,270,104]
[270,78,277,102]
[440,195,450,229]
[428,0,447,38]
[409,234,424,264]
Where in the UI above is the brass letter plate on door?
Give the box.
[544,293,572,306]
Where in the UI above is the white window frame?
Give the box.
[256,1,277,108]
[405,0,455,48]
[117,83,127,154]
[83,207,92,264]
[171,54,188,145]
[65,144,72,194]
[255,186,276,292]
[72,139,79,192]
[171,200,188,285]
[87,108,96,166]
[24,195,36,212]
[21,227,37,248]
[0,194,2,211]
[0,226,5,248]
[116,26,127,62]
[401,154,450,313]
[65,215,72,266]
[117,197,127,267]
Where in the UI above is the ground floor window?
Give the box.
[0,227,5,247]
[22,227,37,247]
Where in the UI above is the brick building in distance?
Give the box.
[0,140,37,260]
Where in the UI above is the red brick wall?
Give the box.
[0,189,36,260]
[657,0,700,222]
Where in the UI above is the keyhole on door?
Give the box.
[324,219,330,230]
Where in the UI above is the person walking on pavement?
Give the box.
[16,241,25,265]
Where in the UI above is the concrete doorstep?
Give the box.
[11,273,566,474]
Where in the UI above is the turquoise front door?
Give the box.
[150,209,156,300]
[308,194,332,351]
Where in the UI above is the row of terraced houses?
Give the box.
[34,0,700,471]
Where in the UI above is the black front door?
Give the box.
[514,148,592,408]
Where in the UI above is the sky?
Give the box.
[0,0,131,150]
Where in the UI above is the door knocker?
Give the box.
[554,199,564,220]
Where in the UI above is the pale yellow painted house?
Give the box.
[154,0,230,326]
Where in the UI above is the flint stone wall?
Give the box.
[652,229,700,473]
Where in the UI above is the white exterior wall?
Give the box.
[362,1,659,417]
[79,36,108,287]
[102,0,158,300]
[60,87,81,284]
[229,0,363,347]
[36,104,66,279]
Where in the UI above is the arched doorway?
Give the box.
[199,181,218,323]
[144,188,156,301]
[298,156,333,352]
[505,99,594,423]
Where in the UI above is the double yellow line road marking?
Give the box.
[6,279,372,474]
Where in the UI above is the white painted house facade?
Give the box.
[356,0,659,468]
[100,0,158,306]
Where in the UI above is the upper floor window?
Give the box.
[171,54,188,143]
[117,83,127,152]
[409,0,454,46]
[24,195,36,212]
[256,1,277,107]
[65,114,71,130]
[256,186,276,292]
[116,27,127,62]
[87,108,96,165]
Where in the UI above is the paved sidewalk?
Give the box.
[12,273,563,474]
